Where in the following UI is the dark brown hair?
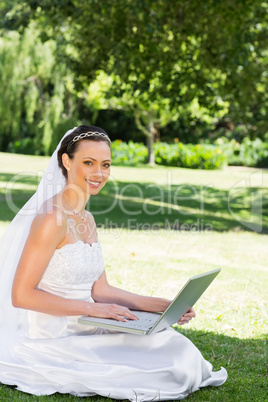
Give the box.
[57,125,111,179]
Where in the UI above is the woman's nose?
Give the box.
[92,165,103,176]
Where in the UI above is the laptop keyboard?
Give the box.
[118,310,161,329]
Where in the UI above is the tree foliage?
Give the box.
[1,1,267,161]
[0,21,79,154]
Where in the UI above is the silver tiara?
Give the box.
[67,131,111,150]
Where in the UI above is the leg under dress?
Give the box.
[2,326,227,401]
[0,241,227,400]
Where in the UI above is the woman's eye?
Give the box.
[103,163,111,168]
[84,161,92,165]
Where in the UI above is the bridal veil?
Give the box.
[0,128,76,362]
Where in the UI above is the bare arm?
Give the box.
[12,208,138,321]
[92,271,196,325]
[12,208,89,315]
[92,271,170,312]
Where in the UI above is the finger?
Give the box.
[120,311,139,320]
[183,313,195,319]
[113,314,128,322]
[178,320,188,325]
[114,313,138,322]
[178,316,192,325]
[182,310,196,318]
[179,318,191,324]
[117,307,138,319]
[187,308,196,317]
[181,314,193,320]
[111,306,138,321]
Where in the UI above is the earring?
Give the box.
[67,167,70,171]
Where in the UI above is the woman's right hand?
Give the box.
[87,303,138,322]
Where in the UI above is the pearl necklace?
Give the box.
[63,193,87,221]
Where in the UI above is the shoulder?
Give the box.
[30,204,67,246]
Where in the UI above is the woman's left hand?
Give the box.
[177,308,196,325]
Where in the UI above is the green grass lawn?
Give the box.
[0,152,267,401]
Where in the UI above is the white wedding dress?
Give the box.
[0,239,227,400]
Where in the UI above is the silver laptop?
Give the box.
[78,268,221,335]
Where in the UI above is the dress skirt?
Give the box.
[0,326,227,401]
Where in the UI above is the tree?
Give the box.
[1,0,267,160]
[0,22,79,154]
[85,70,228,164]
[85,71,182,165]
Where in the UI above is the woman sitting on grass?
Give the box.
[0,125,227,400]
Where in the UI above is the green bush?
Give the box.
[111,140,148,165]
[112,140,227,169]
[154,142,181,166]
[154,142,227,169]
[7,137,44,155]
[215,137,268,167]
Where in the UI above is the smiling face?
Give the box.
[63,140,111,197]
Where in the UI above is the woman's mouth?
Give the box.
[85,179,101,188]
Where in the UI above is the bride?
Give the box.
[0,125,227,400]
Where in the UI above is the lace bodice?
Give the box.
[40,240,105,287]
